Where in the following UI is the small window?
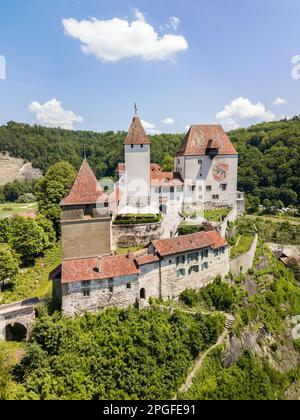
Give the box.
[189,265,199,275]
[140,144,143,148]
[109,287,114,293]
[126,283,131,289]
[131,145,134,149]
[104,202,109,208]
[83,290,90,297]
[170,187,175,193]
[178,159,180,164]
[221,184,227,191]
[206,186,212,191]
[201,262,209,270]
[177,268,186,277]
[201,249,208,259]
[198,159,202,165]
[169,260,173,264]
[82,280,91,287]
[212,195,219,200]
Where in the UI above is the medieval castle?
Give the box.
[51,114,244,317]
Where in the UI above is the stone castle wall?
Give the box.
[112,222,162,249]
[230,234,258,276]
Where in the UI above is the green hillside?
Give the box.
[0,117,299,205]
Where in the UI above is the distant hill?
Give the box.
[0,152,42,186]
[0,117,299,206]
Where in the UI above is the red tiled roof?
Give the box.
[151,230,227,257]
[60,160,104,206]
[135,255,160,266]
[151,171,184,187]
[177,125,237,156]
[61,255,139,284]
[117,163,161,174]
[124,116,150,145]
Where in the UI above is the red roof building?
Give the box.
[124,116,150,145]
[151,230,227,257]
[177,125,237,156]
[61,159,105,206]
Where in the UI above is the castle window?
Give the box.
[178,159,180,164]
[82,280,91,287]
[176,255,186,265]
[131,145,134,149]
[198,159,202,165]
[206,186,212,191]
[177,268,186,277]
[109,287,114,293]
[201,262,209,270]
[127,283,131,289]
[221,184,227,191]
[104,202,109,208]
[189,265,199,275]
[83,290,90,297]
[201,249,208,259]
[140,144,143,148]
[212,195,219,200]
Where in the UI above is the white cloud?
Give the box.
[273,97,287,105]
[141,119,162,135]
[169,17,180,30]
[62,14,188,62]
[216,97,276,130]
[132,8,145,22]
[162,117,175,124]
[29,98,83,130]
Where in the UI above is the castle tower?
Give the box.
[60,159,112,260]
[123,115,151,210]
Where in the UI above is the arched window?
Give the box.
[140,288,146,300]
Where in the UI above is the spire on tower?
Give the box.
[134,103,138,116]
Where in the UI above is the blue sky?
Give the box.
[0,0,300,133]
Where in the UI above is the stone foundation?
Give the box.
[112,222,162,249]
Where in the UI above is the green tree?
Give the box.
[9,217,49,263]
[162,155,174,172]
[35,161,76,236]
[0,244,20,289]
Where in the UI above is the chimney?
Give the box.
[98,256,102,273]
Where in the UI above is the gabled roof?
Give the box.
[151,171,184,187]
[60,159,104,206]
[151,230,227,257]
[177,125,237,156]
[124,116,150,145]
[61,255,139,284]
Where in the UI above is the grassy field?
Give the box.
[0,242,62,304]
[116,245,145,255]
[0,202,38,217]
[245,214,300,226]
[230,235,255,259]
[204,208,231,222]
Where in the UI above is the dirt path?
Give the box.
[174,314,234,398]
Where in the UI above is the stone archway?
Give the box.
[5,323,27,341]
[140,288,146,300]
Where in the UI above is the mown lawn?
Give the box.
[204,208,231,222]
[116,245,145,255]
[230,235,254,259]
[0,202,38,217]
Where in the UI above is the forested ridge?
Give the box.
[0,117,299,205]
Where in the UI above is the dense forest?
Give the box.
[2,308,224,400]
[0,117,299,205]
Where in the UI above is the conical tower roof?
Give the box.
[124,116,150,145]
[60,160,104,206]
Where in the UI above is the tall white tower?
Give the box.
[123,115,151,211]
